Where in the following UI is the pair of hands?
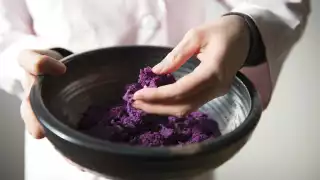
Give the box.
[19,15,249,139]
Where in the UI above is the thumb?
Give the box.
[152,29,202,74]
[18,50,66,76]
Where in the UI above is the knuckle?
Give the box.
[19,49,33,56]
[185,28,202,43]
[172,85,187,101]
[174,107,190,118]
[174,112,184,118]
[18,49,52,75]
[186,28,200,38]
[173,92,183,101]
[20,100,44,139]
[33,55,48,73]
[164,51,179,66]
[23,74,35,92]
[18,49,31,66]
[20,100,30,123]
[46,50,64,60]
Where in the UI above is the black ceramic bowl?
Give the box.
[30,46,262,180]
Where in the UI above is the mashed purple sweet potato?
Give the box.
[78,67,221,147]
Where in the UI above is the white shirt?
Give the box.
[0,0,310,179]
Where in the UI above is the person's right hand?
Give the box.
[18,49,66,139]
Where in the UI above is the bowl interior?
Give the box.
[40,46,251,140]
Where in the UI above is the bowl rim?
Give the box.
[30,45,262,158]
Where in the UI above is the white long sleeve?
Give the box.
[0,0,310,104]
[214,0,310,108]
[225,0,310,84]
[0,0,52,98]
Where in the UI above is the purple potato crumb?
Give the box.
[139,132,164,147]
[159,125,174,139]
[78,67,221,146]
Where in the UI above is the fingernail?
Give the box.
[52,60,67,73]
[133,91,142,100]
[152,63,164,74]
[48,58,66,75]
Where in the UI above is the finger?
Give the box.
[133,84,224,117]
[134,62,214,102]
[18,50,66,76]
[133,100,193,117]
[21,72,35,93]
[20,97,45,139]
[34,49,64,60]
[152,28,202,74]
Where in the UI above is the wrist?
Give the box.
[216,15,250,73]
[223,12,266,67]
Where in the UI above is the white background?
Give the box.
[0,0,319,179]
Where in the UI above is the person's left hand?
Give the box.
[133,15,250,117]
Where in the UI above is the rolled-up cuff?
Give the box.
[230,3,299,78]
[223,12,266,67]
